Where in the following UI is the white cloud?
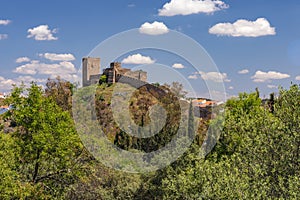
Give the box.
[27,25,58,41]
[0,75,48,92]
[16,57,31,63]
[158,0,228,16]
[15,76,46,84]
[0,76,15,85]
[296,76,300,81]
[53,74,80,83]
[267,85,277,89]
[122,54,155,64]
[128,4,135,7]
[0,34,8,40]
[251,70,290,83]
[172,63,185,69]
[0,19,11,25]
[14,60,38,75]
[238,69,249,74]
[14,60,77,76]
[12,53,79,88]
[200,90,228,101]
[139,21,169,35]
[40,53,75,61]
[188,74,198,79]
[199,71,231,82]
[0,76,15,92]
[209,18,276,37]
[228,86,234,90]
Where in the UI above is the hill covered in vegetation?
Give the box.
[0,78,299,199]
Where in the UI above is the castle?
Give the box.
[82,57,147,87]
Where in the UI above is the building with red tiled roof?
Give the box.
[0,105,9,109]
[193,98,217,108]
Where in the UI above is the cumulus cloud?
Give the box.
[14,61,38,75]
[0,20,11,40]
[139,21,169,35]
[14,60,77,76]
[228,86,234,90]
[267,85,277,89]
[188,74,198,80]
[0,19,11,25]
[158,0,228,16]
[16,57,31,63]
[1,58,79,92]
[53,74,80,83]
[0,34,8,40]
[295,76,300,81]
[12,53,79,88]
[27,25,58,41]
[238,69,249,74]
[172,63,185,69]
[0,76,15,92]
[209,18,276,37]
[251,70,290,82]
[199,71,231,82]
[0,76,14,85]
[122,54,155,64]
[15,76,46,85]
[0,75,47,92]
[39,53,75,61]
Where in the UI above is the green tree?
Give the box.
[45,76,75,112]
[201,87,299,199]
[67,162,142,200]
[164,82,188,99]
[99,74,107,84]
[5,83,86,199]
[154,87,299,199]
[188,100,195,139]
[0,133,22,199]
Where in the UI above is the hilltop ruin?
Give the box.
[82,57,147,87]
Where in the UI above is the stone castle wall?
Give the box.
[124,70,147,82]
[83,58,147,87]
[116,74,148,88]
[102,62,147,84]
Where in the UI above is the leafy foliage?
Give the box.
[0,83,299,199]
[2,83,86,199]
[45,76,75,113]
[96,83,184,153]
[154,85,300,199]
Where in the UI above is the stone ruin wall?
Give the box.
[83,58,147,87]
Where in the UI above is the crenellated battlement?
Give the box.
[82,57,147,87]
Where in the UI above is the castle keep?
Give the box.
[82,57,101,86]
[82,57,147,87]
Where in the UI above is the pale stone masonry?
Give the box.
[82,57,101,87]
[82,57,147,87]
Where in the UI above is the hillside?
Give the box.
[1,81,299,199]
[94,82,207,152]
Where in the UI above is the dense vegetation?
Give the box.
[0,78,299,199]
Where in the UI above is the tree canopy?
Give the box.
[0,82,299,199]
[1,83,85,199]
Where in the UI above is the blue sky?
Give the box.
[0,0,300,99]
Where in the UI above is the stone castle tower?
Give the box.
[82,57,147,87]
[82,57,101,87]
